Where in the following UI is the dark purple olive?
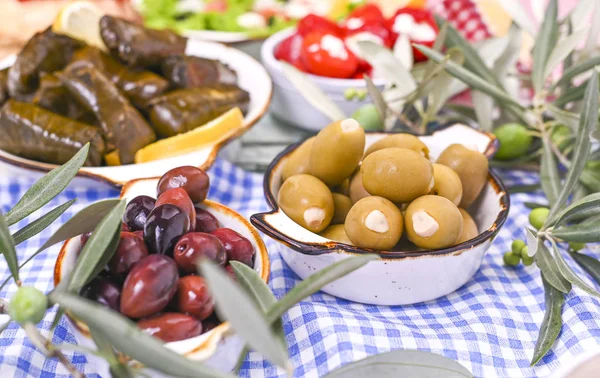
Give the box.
[194,207,220,232]
[157,166,210,203]
[137,313,203,342]
[156,188,196,230]
[211,228,255,267]
[202,319,219,334]
[120,255,179,319]
[144,204,190,255]
[82,277,121,312]
[173,232,226,273]
[107,232,149,276]
[123,195,156,231]
[175,276,214,320]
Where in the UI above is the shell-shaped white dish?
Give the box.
[53,177,270,374]
[0,39,272,188]
[251,124,510,306]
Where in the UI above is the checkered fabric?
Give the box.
[0,158,599,378]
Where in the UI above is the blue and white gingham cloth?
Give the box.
[0,158,599,378]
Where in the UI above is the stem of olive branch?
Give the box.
[23,323,85,378]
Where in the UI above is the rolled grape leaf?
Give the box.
[0,100,105,166]
[161,55,238,89]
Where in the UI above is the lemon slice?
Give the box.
[368,0,426,17]
[134,108,245,164]
[52,1,105,49]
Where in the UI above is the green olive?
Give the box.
[332,193,353,224]
[493,123,532,160]
[9,286,48,325]
[430,164,463,206]
[278,174,334,233]
[320,224,353,244]
[405,195,463,249]
[551,125,572,151]
[351,104,383,131]
[437,144,488,208]
[361,147,433,203]
[456,208,478,244]
[281,137,315,182]
[529,207,549,230]
[511,240,526,256]
[345,196,404,250]
[310,118,365,186]
[503,251,521,266]
[348,170,371,203]
[364,134,429,159]
[569,242,586,251]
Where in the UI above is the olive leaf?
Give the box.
[498,0,537,37]
[535,243,571,293]
[543,28,589,81]
[364,75,389,123]
[531,275,564,366]
[66,200,126,294]
[532,0,558,92]
[0,211,19,284]
[493,23,522,99]
[554,81,588,107]
[546,104,579,131]
[90,326,136,378]
[551,242,600,298]
[324,350,473,378]
[413,45,522,108]
[357,41,416,95]
[199,259,291,373]
[540,137,561,204]
[551,220,600,243]
[281,62,345,122]
[584,3,600,55]
[12,200,76,246]
[569,0,596,27]
[551,192,600,227]
[507,184,542,195]
[5,144,89,226]
[526,228,539,257]
[570,252,600,285]
[551,55,600,91]
[49,292,232,378]
[393,34,413,71]
[472,91,494,131]
[426,50,466,120]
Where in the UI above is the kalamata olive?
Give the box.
[211,228,255,267]
[194,207,220,232]
[120,255,179,318]
[137,313,202,343]
[123,195,156,231]
[202,320,219,333]
[173,232,226,273]
[82,277,121,312]
[175,276,214,320]
[107,232,149,276]
[155,188,196,230]
[132,230,144,239]
[144,204,190,255]
[157,166,210,203]
[121,222,131,232]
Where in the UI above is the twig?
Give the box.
[23,323,85,378]
[549,139,572,167]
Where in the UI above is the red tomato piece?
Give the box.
[205,0,227,12]
[297,14,342,37]
[343,4,386,32]
[274,33,306,71]
[387,8,438,62]
[301,32,358,79]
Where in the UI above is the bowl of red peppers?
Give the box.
[261,3,439,131]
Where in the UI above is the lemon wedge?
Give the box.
[134,108,245,164]
[52,1,105,49]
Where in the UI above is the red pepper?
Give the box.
[342,4,386,32]
[274,33,306,71]
[301,32,358,79]
[297,14,342,37]
[387,8,438,62]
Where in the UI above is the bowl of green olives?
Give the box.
[54,166,270,374]
[251,119,509,306]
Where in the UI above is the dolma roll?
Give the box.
[100,16,187,68]
[71,46,169,109]
[60,62,156,165]
[0,100,105,166]
[0,69,8,106]
[160,55,237,89]
[148,85,250,138]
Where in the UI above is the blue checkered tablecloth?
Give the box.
[0,158,599,378]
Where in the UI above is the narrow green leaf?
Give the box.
[569,0,596,27]
[414,45,522,108]
[507,184,542,194]
[12,200,76,245]
[543,28,589,80]
[493,23,522,80]
[358,41,417,95]
[498,0,537,37]
[552,242,600,297]
[535,243,572,293]
[551,221,600,243]
[531,275,564,366]
[281,62,346,121]
[525,202,549,210]
[547,72,598,222]
[37,199,121,253]
[526,229,539,257]
[5,144,89,226]
[551,192,600,227]
[540,137,561,204]
[554,81,587,107]
[50,307,65,333]
[424,21,448,78]
[364,75,388,122]
[532,0,558,92]
[393,34,413,71]
[324,350,473,378]
[570,252,600,285]
[426,49,466,118]
[0,211,19,283]
[49,292,231,378]
[551,55,600,91]
[67,200,126,294]
[472,91,494,131]
[546,104,579,131]
[199,260,290,372]
[86,230,121,286]
[265,255,379,324]
[90,326,135,378]
[580,168,600,192]
[584,4,600,55]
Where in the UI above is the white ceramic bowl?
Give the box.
[53,177,270,374]
[0,39,272,188]
[261,28,385,131]
[251,124,509,306]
